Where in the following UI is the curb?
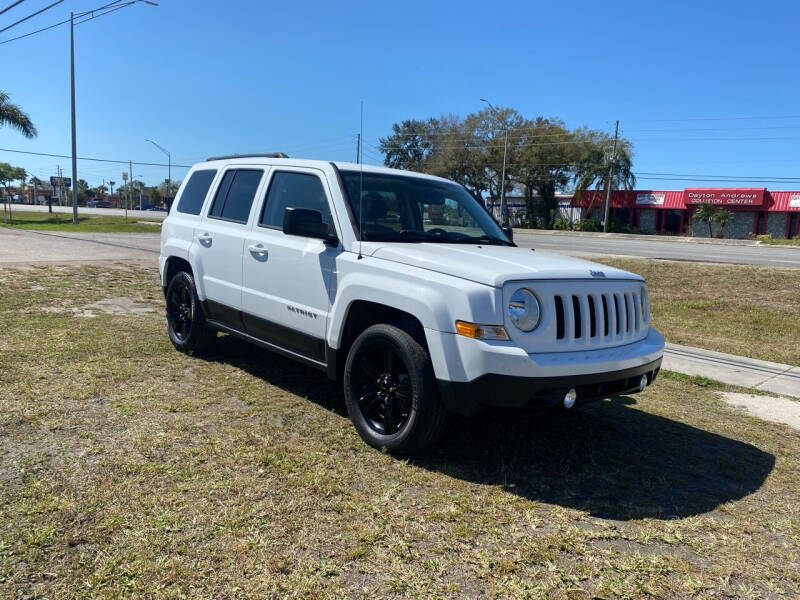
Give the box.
[511,228,762,247]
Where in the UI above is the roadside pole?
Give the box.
[602,120,619,233]
[123,167,129,222]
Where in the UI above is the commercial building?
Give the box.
[573,188,800,239]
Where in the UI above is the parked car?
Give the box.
[159,154,664,453]
[87,199,112,208]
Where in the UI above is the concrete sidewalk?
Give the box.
[663,343,800,399]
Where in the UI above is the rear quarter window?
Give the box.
[176,169,217,215]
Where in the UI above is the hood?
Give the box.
[366,243,642,287]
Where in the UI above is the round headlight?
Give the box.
[508,288,541,332]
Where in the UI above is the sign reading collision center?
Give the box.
[683,188,765,206]
[789,194,800,208]
[636,192,665,205]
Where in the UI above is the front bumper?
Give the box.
[425,327,665,416]
[437,357,661,416]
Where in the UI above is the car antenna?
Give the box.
[357,100,364,260]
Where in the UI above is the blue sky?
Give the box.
[1,0,799,190]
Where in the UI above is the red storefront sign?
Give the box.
[684,188,765,206]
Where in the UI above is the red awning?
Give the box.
[768,191,800,212]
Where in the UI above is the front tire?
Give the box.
[343,324,449,454]
[165,271,215,355]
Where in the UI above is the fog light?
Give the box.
[639,374,648,392]
[563,388,577,409]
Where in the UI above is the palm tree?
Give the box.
[713,208,734,238]
[693,202,717,238]
[108,180,116,199]
[0,91,37,138]
[573,135,636,220]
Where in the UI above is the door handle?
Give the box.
[197,232,212,246]
[248,243,268,258]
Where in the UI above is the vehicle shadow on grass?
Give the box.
[202,336,775,521]
[417,399,775,520]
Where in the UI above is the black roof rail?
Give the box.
[206,152,289,161]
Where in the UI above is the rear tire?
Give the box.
[165,271,215,355]
[343,324,449,454]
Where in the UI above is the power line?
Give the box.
[0,146,191,168]
[0,0,25,17]
[0,0,127,44]
[0,14,69,43]
[0,0,63,34]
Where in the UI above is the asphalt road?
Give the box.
[0,228,159,264]
[513,231,800,268]
[2,225,798,268]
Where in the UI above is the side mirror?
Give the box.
[283,208,338,246]
[502,225,514,242]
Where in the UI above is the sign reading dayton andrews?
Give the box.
[684,188,765,206]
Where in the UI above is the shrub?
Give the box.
[576,218,600,232]
[756,234,774,242]
[552,217,571,230]
[606,217,624,233]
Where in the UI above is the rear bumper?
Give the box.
[437,357,662,416]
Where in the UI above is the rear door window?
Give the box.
[176,169,217,215]
[207,169,263,224]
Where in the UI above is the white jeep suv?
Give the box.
[159,153,664,453]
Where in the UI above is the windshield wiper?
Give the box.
[450,234,513,246]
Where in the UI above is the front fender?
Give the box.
[327,254,502,349]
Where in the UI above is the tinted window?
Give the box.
[176,169,216,215]
[260,171,332,228]
[209,171,235,218]
[208,169,263,223]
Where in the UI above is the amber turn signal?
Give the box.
[455,320,510,340]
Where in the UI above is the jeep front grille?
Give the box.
[554,290,645,342]
[503,280,650,353]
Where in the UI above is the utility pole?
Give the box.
[602,119,619,233]
[480,98,508,225]
[128,161,133,216]
[67,1,158,225]
[356,133,361,164]
[69,12,78,224]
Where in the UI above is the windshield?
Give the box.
[339,170,511,245]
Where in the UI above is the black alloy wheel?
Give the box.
[165,271,215,354]
[351,340,413,435]
[167,278,194,342]
[343,324,450,454]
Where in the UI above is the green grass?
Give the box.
[1,264,799,598]
[1,210,162,233]
[758,236,800,247]
[600,258,800,366]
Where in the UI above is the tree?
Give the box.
[572,129,636,221]
[0,91,37,138]
[693,202,718,238]
[77,179,90,203]
[0,162,26,223]
[714,208,734,238]
[512,117,576,227]
[108,180,116,200]
[379,106,637,229]
[378,119,438,172]
[147,186,162,207]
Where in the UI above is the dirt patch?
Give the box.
[84,296,154,316]
[719,392,800,430]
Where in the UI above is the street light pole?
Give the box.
[69,11,78,224]
[145,138,171,207]
[68,0,159,225]
[480,98,508,225]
